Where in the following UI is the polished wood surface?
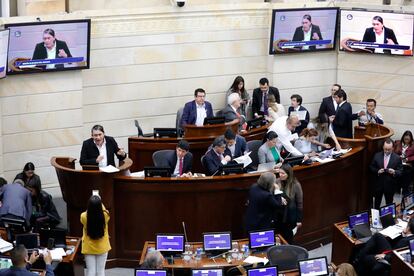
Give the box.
[128,124,268,172]
[331,221,364,265]
[51,157,132,259]
[184,121,238,138]
[391,247,414,276]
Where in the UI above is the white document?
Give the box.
[49,248,67,261]
[314,157,335,164]
[292,226,298,236]
[243,256,269,265]
[99,165,120,173]
[290,110,307,120]
[233,152,252,168]
[257,162,276,172]
[371,209,382,229]
[0,238,13,253]
[334,148,352,155]
[380,225,403,240]
[130,171,145,177]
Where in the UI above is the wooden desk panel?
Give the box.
[391,248,414,276]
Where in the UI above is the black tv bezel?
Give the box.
[269,7,339,55]
[0,29,10,79]
[339,9,414,57]
[4,19,91,75]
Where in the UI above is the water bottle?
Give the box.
[195,247,202,261]
[403,209,408,221]
[242,244,250,258]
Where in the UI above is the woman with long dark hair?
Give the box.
[14,162,41,190]
[226,76,250,116]
[276,163,303,243]
[81,195,111,276]
[394,130,414,196]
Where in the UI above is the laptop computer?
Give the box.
[135,269,167,276]
[39,228,67,249]
[247,266,278,276]
[298,256,329,276]
[348,211,372,242]
[403,193,414,211]
[15,233,40,253]
[248,229,275,251]
[380,203,396,228]
[192,269,223,276]
[0,256,12,269]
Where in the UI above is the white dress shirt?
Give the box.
[46,44,56,69]
[374,29,385,54]
[94,139,107,167]
[332,96,338,111]
[268,116,303,156]
[173,157,182,175]
[195,103,207,126]
[302,26,312,50]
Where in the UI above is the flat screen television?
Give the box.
[0,29,10,79]
[269,7,339,54]
[340,9,414,56]
[5,19,91,75]
[298,256,329,276]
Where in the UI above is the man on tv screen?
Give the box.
[362,16,398,54]
[292,14,323,50]
[32,28,72,69]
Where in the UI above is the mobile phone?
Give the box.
[92,190,99,196]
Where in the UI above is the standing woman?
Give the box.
[81,195,111,276]
[14,162,41,189]
[227,76,250,117]
[276,163,303,243]
[394,130,414,196]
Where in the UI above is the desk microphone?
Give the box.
[182,221,188,243]
[211,167,222,177]
[209,249,233,260]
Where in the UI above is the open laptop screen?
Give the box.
[249,229,275,249]
[403,193,414,211]
[380,203,396,218]
[0,257,12,269]
[348,211,369,230]
[298,257,329,276]
[247,266,278,276]
[156,234,184,253]
[192,269,223,276]
[203,232,231,251]
[135,269,167,276]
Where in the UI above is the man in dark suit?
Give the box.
[355,217,414,276]
[222,93,246,131]
[180,88,214,128]
[252,78,280,118]
[224,128,248,159]
[0,180,32,226]
[287,94,310,135]
[369,138,403,209]
[80,125,126,167]
[164,140,193,177]
[362,16,398,54]
[202,137,232,176]
[32,29,72,69]
[318,84,341,119]
[292,14,323,50]
[330,89,353,139]
[0,244,54,276]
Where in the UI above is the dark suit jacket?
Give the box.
[0,183,32,223]
[245,184,284,232]
[252,87,280,116]
[202,149,226,176]
[180,100,214,128]
[287,106,310,135]
[222,104,246,130]
[292,25,323,50]
[362,27,398,54]
[231,135,248,159]
[80,136,126,167]
[332,102,353,138]
[32,39,72,69]
[318,96,336,118]
[0,264,54,276]
[164,151,193,175]
[369,152,403,193]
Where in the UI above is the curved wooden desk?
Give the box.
[51,157,132,259]
[128,124,268,172]
[184,121,238,138]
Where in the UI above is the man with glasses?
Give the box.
[180,88,214,128]
[202,137,232,176]
[318,84,341,120]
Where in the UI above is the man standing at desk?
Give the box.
[180,88,214,128]
[352,98,384,126]
[0,179,32,227]
[252,78,280,118]
[80,125,126,167]
[268,115,303,157]
[330,89,353,139]
[318,84,341,119]
[165,140,193,177]
[370,138,403,209]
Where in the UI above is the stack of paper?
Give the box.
[233,152,252,168]
[0,239,13,253]
[243,256,269,265]
[99,165,120,173]
[49,248,67,261]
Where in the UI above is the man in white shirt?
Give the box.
[268,115,303,157]
[180,88,214,128]
[353,98,384,126]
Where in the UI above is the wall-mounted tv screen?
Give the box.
[5,19,90,75]
[0,29,10,79]
[340,10,414,56]
[269,7,339,54]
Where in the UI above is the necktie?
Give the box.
[179,158,183,175]
[384,155,389,168]
[263,93,268,115]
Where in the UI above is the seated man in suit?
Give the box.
[164,140,193,177]
[203,137,232,176]
[252,78,280,118]
[0,179,32,227]
[330,89,353,139]
[318,84,341,119]
[0,244,54,276]
[287,94,310,135]
[352,98,384,126]
[355,217,414,276]
[369,138,403,209]
[180,88,214,128]
[223,128,248,159]
[80,125,126,168]
[222,93,247,131]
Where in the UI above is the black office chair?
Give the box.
[266,245,308,271]
[246,140,262,169]
[152,150,174,167]
[176,107,184,136]
[134,120,153,137]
